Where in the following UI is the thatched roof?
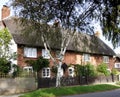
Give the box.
[3,17,115,56]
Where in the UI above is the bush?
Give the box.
[97,62,110,76]
[111,68,119,75]
[74,63,97,77]
[26,56,49,72]
[0,58,11,74]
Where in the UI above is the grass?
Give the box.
[20,84,120,97]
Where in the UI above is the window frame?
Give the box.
[68,67,75,77]
[103,56,109,63]
[42,49,50,59]
[83,54,90,62]
[24,47,37,58]
[114,63,120,68]
[42,67,51,78]
[23,66,33,73]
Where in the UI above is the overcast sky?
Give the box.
[0,0,119,54]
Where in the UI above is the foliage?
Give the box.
[74,63,97,77]
[97,63,110,76]
[0,58,11,74]
[0,28,13,59]
[111,68,120,75]
[116,81,120,85]
[11,0,120,47]
[51,66,57,74]
[26,56,49,72]
[12,64,21,77]
[20,84,120,97]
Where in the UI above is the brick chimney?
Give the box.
[95,31,100,38]
[1,5,10,20]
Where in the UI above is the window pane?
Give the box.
[24,47,37,58]
[42,49,50,59]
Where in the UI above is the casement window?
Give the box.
[114,63,120,68]
[83,54,90,62]
[42,49,50,59]
[68,67,74,77]
[24,47,37,58]
[42,67,50,78]
[23,66,33,73]
[103,56,109,63]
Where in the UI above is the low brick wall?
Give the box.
[0,77,37,95]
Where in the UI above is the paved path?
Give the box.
[62,89,120,97]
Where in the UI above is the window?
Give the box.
[103,56,109,63]
[42,67,50,78]
[24,47,37,58]
[42,49,50,59]
[115,63,120,68]
[83,54,90,62]
[68,67,74,77]
[23,66,33,73]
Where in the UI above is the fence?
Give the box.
[38,75,120,88]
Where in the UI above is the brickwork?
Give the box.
[17,45,115,71]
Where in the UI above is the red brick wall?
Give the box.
[17,45,115,70]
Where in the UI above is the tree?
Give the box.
[0,28,12,59]
[0,28,14,74]
[11,0,120,87]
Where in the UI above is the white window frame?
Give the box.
[23,66,33,73]
[103,56,109,63]
[24,47,37,58]
[42,49,50,59]
[42,67,51,78]
[83,54,90,62]
[68,67,75,77]
[114,63,120,68]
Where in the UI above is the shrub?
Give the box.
[0,58,11,74]
[111,68,119,75]
[74,63,97,77]
[26,56,49,72]
[97,62,110,76]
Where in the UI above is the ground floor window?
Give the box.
[23,66,33,73]
[68,67,75,77]
[115,63,120,68]
[42,67,50,78]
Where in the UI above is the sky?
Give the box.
[0,0,120,54]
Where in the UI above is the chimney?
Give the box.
[1,5,10,20]
[95,31,100,38]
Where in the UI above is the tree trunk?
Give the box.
[56,61,62,87]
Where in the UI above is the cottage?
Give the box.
[0,5,116,78]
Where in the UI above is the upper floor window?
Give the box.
[103,56,109,63]
[24,47,37,58]
[83,54,90,62]
[114,63,120,68]
[42,49,50,59]
[68,67,75,77]
[42,67,50,78]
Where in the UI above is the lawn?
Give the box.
[20,84,120,97]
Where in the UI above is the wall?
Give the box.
[0,77,36,95]
[17,45,115,70]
